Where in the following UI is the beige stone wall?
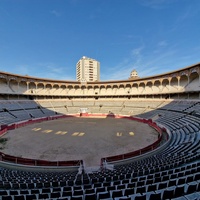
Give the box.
[0,63,199,98]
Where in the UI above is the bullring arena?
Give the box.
[1,117,158,167]
[0,63,200,200]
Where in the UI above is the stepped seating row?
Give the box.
[0,101,58,125]
[0,112,17,125]
[11,110,32,121]
[0,181,199,200]
[54,107,69,115]
[0,102,22,111]
[0,174,199,200]
[135,109,159,119]
[0,110,53,126]
[185,103,200,115]
[1,161,199,188]
[0,99,200,200]
[0,100,199,124]
[72,101,95,107]
[36,101,52,108]
[3,140,198,199]
[110,129,199,175]
[50,101,73,107]
[26,109,46,118]
[0,169,78,182]
[17,101,38,109]
[41,108,56,116]
[0,99,197,110]
[123,101,163,108]
[161,101,194,111]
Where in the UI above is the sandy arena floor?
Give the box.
[1,117,158,166]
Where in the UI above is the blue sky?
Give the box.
[0,0,200,81]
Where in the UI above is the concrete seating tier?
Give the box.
[0,99,200,199]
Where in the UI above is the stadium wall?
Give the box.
[0,63,200,100]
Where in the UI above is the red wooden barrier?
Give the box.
[0,115,82,167]
[103,115,164,163]
[0,114,164,167]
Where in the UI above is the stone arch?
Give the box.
[79,85,86,95]
[125,83,131,94]
[0,77,10,93]
[187,71,199,91]
[146,81,153,94]
[131,83,138,94]
[19,81,27,94]
[170,77,178,92]
[9,79,18,93]
[60,85,67,95]
[152,80,160,93]
[45,83,52,95]
[161,79,170,92]
[94,85,99,95]
[52,84,60,95]
[46,83,52,89]
[67,85,74,95]
[53,84,59,89]
[74,85,81,95]
[106,85,112,95]
[36,83,45,94]
[67,85,73,89]
[100,85,106,95]
[29,82,37,94]
[87,85,93,95]
[118,84,125,95]
[29,82,37,89]
[179,74,188,90]
[112,85,118,95]
[138,82,145,93]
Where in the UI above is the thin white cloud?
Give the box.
[47,66,65,74]
[158,40,168,47]
[138,0,178,9]
[50,10,61,17]
[102,42,179,81]
[131,46,144,57]
[175,4,200,24]
[12,65,31,76]
[7,62,75,81]
[40,71,75,81]
[101,56,133,80]
[143,48,177,68]
[36,62,75,80]
[101,43,145,80]
[69,0,80,5]
[89,9,101,20]
[101,66,131,81]
[168,3,200,33]
[131,42,145,66]
[139,66,161,77]
[193,46,200,53]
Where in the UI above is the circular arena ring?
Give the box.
[0,113,164,171]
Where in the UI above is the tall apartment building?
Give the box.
[76,56,100,82]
